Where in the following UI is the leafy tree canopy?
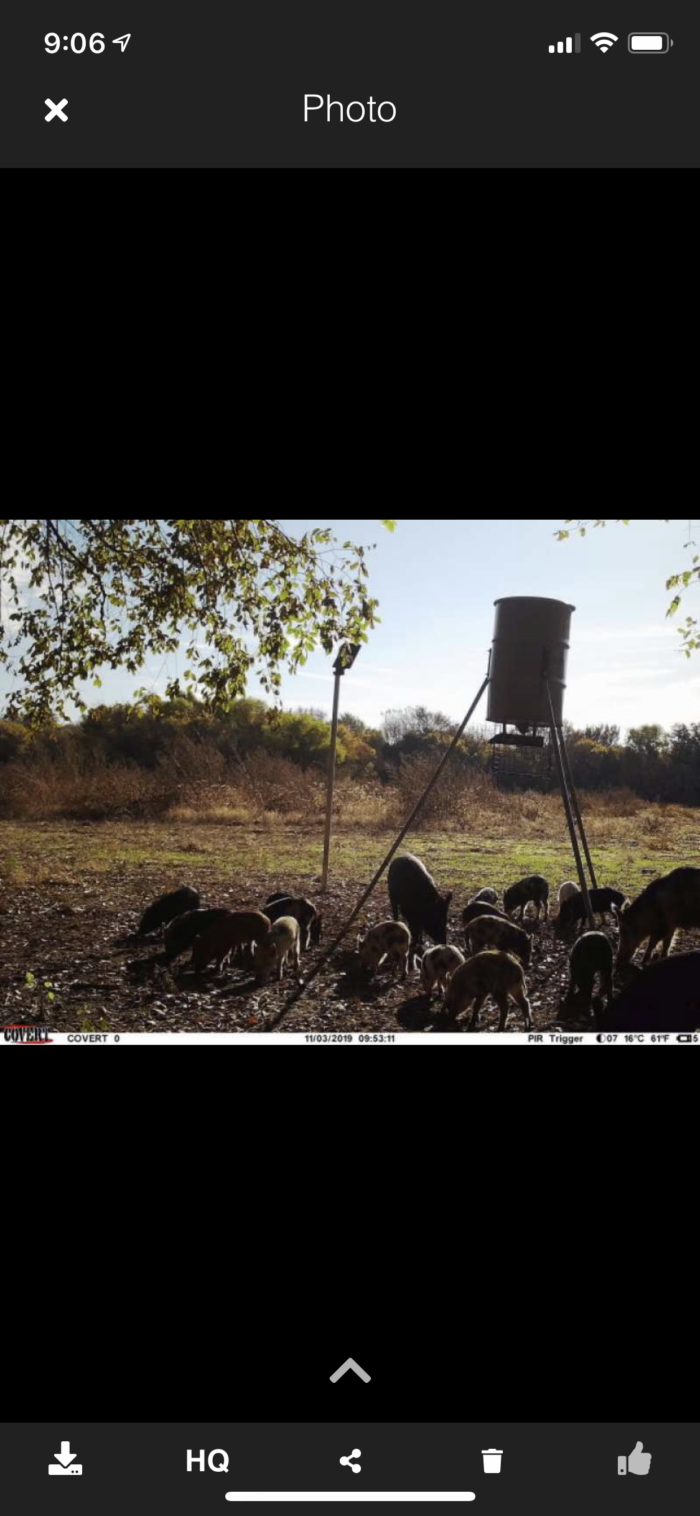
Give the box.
[0,519,397,725]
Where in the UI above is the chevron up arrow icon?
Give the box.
[330,1359,371,1383]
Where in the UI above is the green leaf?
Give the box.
[0,519,390,721]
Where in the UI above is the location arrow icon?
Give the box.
[112,34,131,51]
[54,1443,76,1468]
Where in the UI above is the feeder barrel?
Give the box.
[487,596,575,729]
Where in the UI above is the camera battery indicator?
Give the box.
[628,33,673,51]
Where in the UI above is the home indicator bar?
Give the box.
[225,1497,477,1504]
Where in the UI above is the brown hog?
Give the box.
[164,907,232,963]
[466,914,531,968]
[254,917,302,984]
[614,868,700,969]
[192,910,271,973]
[462,901,511,931]
[445,951,532,1033]
[420,945,465,996]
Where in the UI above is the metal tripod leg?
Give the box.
[557,726,599,892]
[545,682,596,930]
[266,674,491,1031]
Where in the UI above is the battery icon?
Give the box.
[628,33,673,51]
[677,1034,694,1043]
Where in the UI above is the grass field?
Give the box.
[1,809,698,1034]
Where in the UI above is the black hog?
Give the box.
[470,888,499,907]
[615,868,700,969]
[264,894,322,950]
[559,887,627,934]
[387,854,452,951]
[564,932,614,1013]
[504,875,549,921]
[164,908,232,963]
[138,886,200,937]
[598,951,700,1032]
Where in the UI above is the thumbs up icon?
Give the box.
[619,1442,652,1477]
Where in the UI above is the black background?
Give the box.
[13,1313,687,1422]
[1,1,697,166]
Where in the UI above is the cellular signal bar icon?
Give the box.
[549,34,581,53]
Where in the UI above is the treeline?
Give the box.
[562,723,700,806]
[0,697,380,775]
[0,698,699,807]
[377,713,700,807]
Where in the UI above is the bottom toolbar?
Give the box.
[2,1422,696,1516]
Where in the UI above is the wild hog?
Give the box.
[469,888,499,907]
[564,932,614,1013]
[264,894,322,951]
[138,886,200,937]
[558,881,579,910]
[164,907,232,963]
[559,887,627,934]
[359,920,412,981]
[598,950,700,1033]
[466,913,532,968]
[614,868,700,969]
[420,945,465,996]
[504,875,549,922]
[462,900,511,932]
[192,910,271,974]
[254,917,301,983]
[445,951,532,1033]
[388,854,452,951]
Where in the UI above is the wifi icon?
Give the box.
[590,31,619,51]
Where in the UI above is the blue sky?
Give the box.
[2,519,698,735]
[261,518,698,735]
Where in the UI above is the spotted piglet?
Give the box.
[358,921,412,981]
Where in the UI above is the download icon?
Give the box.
[48,1441,83,1476]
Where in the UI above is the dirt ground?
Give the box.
[1,820,698,1034]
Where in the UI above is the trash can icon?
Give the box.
[482,1450,503,1474]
